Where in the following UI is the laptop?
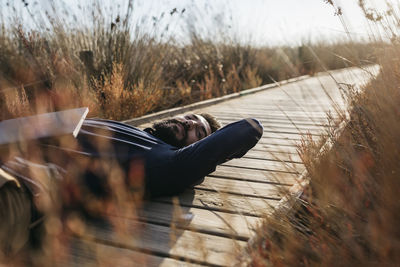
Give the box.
[0,107,89,145]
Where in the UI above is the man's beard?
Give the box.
[151,119,188,148]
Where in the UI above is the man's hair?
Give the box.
[149,118,186,148]
[200,113,221,133]
[148,113,221,148]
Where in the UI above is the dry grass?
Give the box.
[247,1,400,266]
[0,1,379,121]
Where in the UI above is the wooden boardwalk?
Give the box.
[69,66,378,266]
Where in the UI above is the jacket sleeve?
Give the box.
[176,118,262,162]
[170,118,263,189]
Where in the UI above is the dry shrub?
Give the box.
[52,76,99,116]
[223,64,242,94]
[198,70,217,100]
[243,66,262,89]
[175,80,192,103]
[92,63,162,120]
[1,86,31,118]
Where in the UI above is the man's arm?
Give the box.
[145,118,263,197]
[176,118,263,164]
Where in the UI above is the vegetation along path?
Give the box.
[69,66,379,266]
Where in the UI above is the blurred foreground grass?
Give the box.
[248,1,400,265]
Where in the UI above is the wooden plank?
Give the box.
[230,122,329,131]
[69,218,247,266]
[209,102,336,109]
[228,100,340,105]
[196,176,290,199]
[214,98,343,104]
[212,104,336,110]
[260,132,322,140]
[243,149,302,163]
[209,110,333,120]
[206,108,333,117]
[66,237,204,267]
[136,202,262,240]
[219,120,329,132]
[256,138,301,146]
[258,129,322,138]
[155,189,278,217]
[211,165,299,184]
[253,143,299,153]
[200,101,336,110]
[222,158,305,173]
[259,135,304,142]
[210,114,332,123]
[210,113,332,125]
[209,105,337,112]
[250,145,299,154]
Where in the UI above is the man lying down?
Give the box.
[0,109,263,256]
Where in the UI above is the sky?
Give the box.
[1,0,397,46]
[137,0,396,45]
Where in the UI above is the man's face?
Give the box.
[152,114,211,147]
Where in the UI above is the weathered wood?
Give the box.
[223,121,329,133]
[212,111,332,123]
[211,165,299,185]
[257,137,304,147]
[256,138,301,147]
[155,188,278,217]
[207,110,334,121]
[243,125,326,136]
[66,237,204,267]
[253,143,299,153]
[215,108,340,115]
[243,149,302,163]
[196,176,290,199]
[70,218,247,266]
[222,157,305,173]
[136,202,262,240]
